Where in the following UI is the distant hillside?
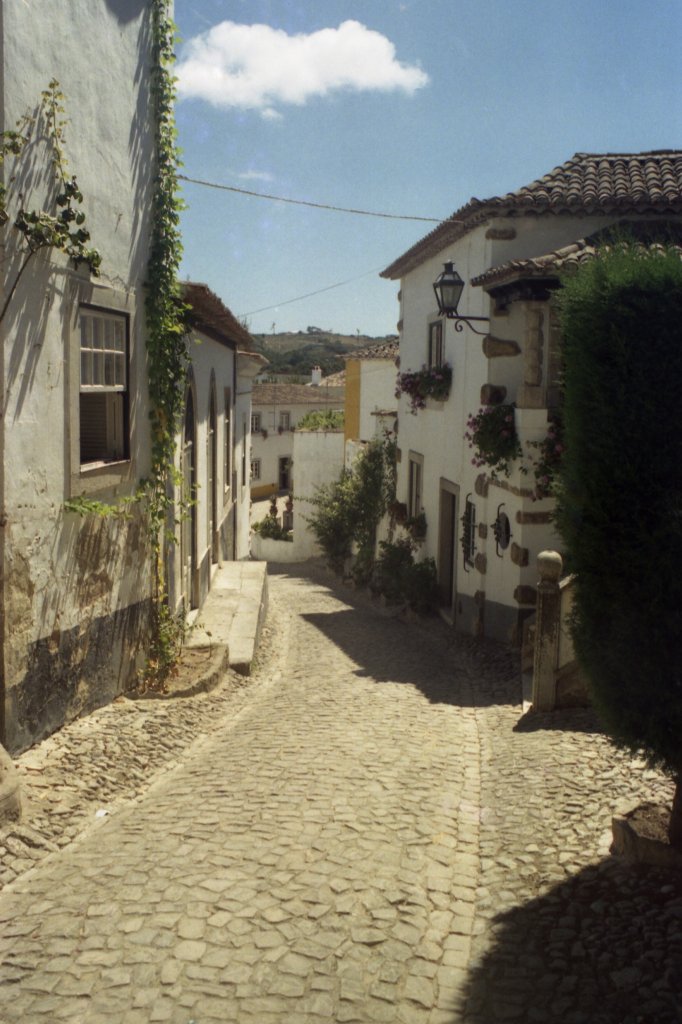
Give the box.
[252,329,397,377]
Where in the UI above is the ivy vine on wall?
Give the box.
[0,79,101,325]
[142,0,191,682]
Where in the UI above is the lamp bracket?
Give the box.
[445,313,490,336]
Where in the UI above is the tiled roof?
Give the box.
[472,220,682,289]
[182,282,256,350]
[320,369,346,386]
[252,382,345,408]
[346,339,400,361]
[381,151,682,279]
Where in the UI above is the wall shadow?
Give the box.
[459,856,682,1024]
[269,561,523,710]
[514,704,606,736]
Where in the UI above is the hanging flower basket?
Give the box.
[465,403,522,477]
[395,364,452,414]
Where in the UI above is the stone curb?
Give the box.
[0,743,22,826]
[612,812,682,870]
[126,644,230,701]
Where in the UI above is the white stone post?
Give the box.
[531,550,563,711]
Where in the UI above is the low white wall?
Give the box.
[249,429,345,563]
[293,430,345,559]
[250,534,300,563]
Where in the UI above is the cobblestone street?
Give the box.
[1,562,680,1023]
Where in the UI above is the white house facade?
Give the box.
[166,284,262,618]
[343,340,398,447]
[0,0,160,752]
[382,151,682,643]
[250,382,344,500]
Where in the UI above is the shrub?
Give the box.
[555,244,682,847]
[306,436,395,574]
[252,512,292,542]
[297,408,344,431]
[373,538,438,613]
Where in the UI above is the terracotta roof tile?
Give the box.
[471,220,682,289]
[382,151,682,279]
[252,382,345,407]
[346,339,400,360]
[182,282,256,350]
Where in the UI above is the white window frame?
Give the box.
[279,410,291,431]
[251,412,261,433]
[79,308,129,466]
[251,458,261,481]
[428,319,444,369]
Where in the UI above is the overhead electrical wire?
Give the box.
[239,266,387,318]
[178,173,461,224]
[178,172,463,318]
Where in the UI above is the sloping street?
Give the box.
[0,563,679,1024]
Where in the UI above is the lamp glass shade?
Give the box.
[433,261,465,315]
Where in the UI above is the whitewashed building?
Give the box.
[167,284,263,616]
[250,381,344,500]
[343,340,398,452]
[0,1,163,752]
[382,151,682,642]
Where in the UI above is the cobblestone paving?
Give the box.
[1,562,681,1023]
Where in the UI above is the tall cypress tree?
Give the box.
[556,245,682,848]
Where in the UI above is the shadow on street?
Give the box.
[458,856,682,1024]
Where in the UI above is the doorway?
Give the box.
[207,383,218,563]
[278,455,291,491]
[181,388,197,610]
[438,480,459,621]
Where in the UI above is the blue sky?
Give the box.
[174,1,682,337]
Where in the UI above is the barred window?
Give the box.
[461,496,477,568]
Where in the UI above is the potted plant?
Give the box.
[395,364,452,414]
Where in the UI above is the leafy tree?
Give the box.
[297,409,344,431]
[305,436,394,578]
[555,244,682,847]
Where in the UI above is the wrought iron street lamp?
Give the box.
[433,261,490,335]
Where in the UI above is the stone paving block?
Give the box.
[1,562,679,1024]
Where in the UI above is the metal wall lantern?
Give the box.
[433,261,490,335]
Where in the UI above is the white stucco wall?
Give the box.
[289,430,345,560]
[393,210,617,641]
[0,1,156,751]
[250,391,344,497]
[359,360,398,441]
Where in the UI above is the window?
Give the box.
[408,453,423,519]
[428,320,443,369]
[224,389,232,496]
[251,458,261,481]
[251,412,261,433]
[279,411,291,431]
[79,309,128,464]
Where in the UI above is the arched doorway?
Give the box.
[181,386,197,610]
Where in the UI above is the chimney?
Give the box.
[311,365,322,387]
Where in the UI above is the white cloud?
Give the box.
[237,169,275,182]
[176,19,429,116]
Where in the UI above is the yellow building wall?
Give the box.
[344,359,361,443]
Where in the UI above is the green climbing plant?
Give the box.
[141,0,191,686]
[0,79,101,324]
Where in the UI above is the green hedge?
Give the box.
[556,245,682,788]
